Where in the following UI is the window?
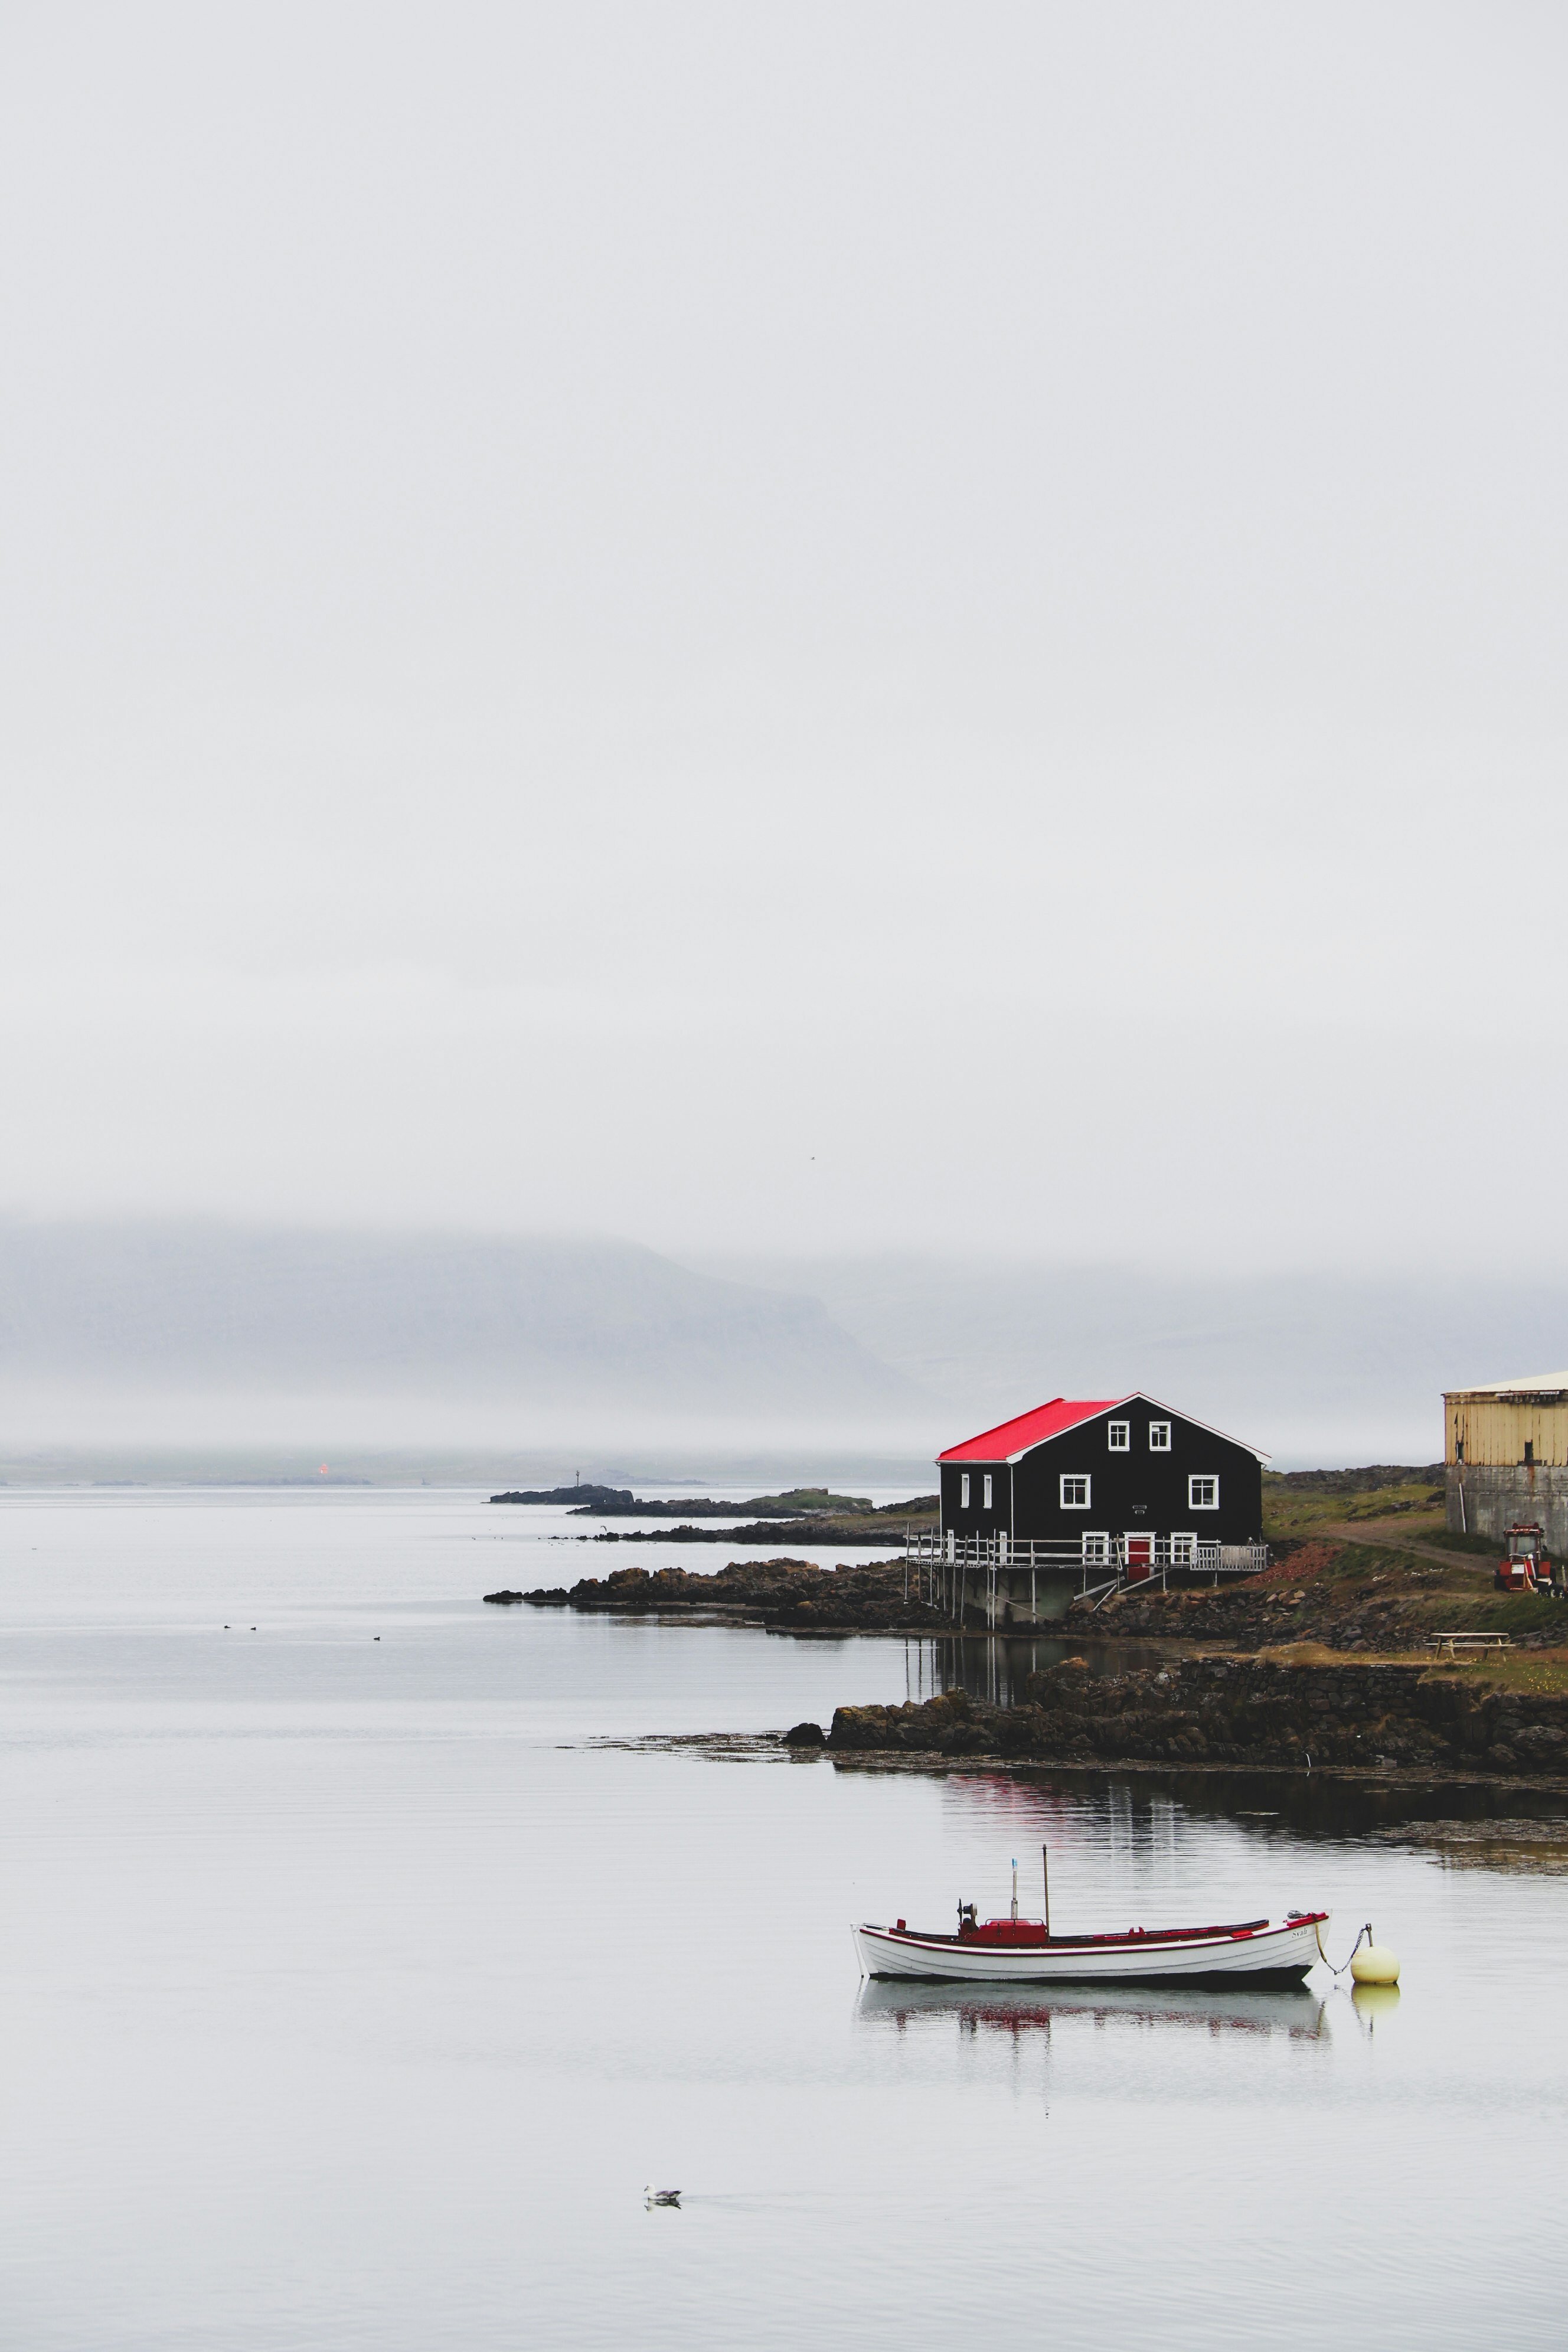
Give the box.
[1082,1531,1110,1564]
[982,1473,994,1509]
[1170,1532,1197,1565]
[1524,1442,1535,1467]
[960,1473,971,1508]
[1061,1474,1091,1508]
[1149,1422,1171,1451]
[1189,1475,1219,1510]
[1108,1421,1129,1451]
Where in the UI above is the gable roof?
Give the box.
[1449,1371,1568,1395]
[939,1398,1121,1463]
[937,1393,1269,1465]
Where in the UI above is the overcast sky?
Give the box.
[4,2,1565,1278]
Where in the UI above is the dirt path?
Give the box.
[1317,1517,1487,1574]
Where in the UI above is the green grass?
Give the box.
[1250,1527,1568,1682]
[1262,1472,1448,1541]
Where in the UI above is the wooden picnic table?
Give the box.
[1425,1632,1512,1661]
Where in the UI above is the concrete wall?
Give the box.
[1447,1464,1568,1552]
[948,1565,1078,1624]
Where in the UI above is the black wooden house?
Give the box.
[938,1393,1266,1569]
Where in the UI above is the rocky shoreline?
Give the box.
[816,1655,1568,1781]
[484,1540,1567,1648]
[485,1545,1568,1783]
[485,1555,949,1632]
[579,1520,910,1546]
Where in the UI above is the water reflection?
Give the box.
[1351,1982,1402,2030]
[1374,1817,1568,1873]
[868,1649,1568,1854]
[901,1633,1177,1709]
[857,1978,1329,2042]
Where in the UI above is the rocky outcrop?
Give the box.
[583,1518,910,1546]
[544,1556,945,1631]
[827,1656,1568,1777]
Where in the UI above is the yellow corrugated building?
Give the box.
[1445,1373,1568,1549]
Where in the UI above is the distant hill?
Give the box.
[0,1221,926,1427]
[486,1482,878,1515]
[688,1252,1568,1466]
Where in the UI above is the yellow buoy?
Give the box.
[1351,1941,1400,1985]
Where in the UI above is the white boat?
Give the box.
[852,1909,1327,1986]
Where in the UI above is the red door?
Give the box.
[1125,1534,1154,1583]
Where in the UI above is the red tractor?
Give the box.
[1495,1523,1553,1594]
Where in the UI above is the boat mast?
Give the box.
[1042,1843,1050,1936]
[1011,1858,1018,1922]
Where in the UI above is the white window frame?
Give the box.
[1188,1475,1219,1511]
[1107,1420,1129,1451]
[1149,1421,1171,1451]
[982,1473,993,1510]
[1169,1531,1197,1565]
[960,1473,971,1508]
[1060,1474,1091,1509]
[1082,1530,1110,1564]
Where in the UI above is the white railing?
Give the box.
[904,1531,1269,1582]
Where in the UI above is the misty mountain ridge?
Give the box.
[2,1220,1556,1465]
[688,1252,1568,1464]
[0,1220,926,1428]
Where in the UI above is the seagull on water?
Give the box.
[644,2185,681,2207]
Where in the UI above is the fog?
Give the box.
[2,6,1564,1461]
[0,1216,1550,1471]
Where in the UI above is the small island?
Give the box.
[486,1486,938,1546]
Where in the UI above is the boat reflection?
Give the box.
[856,1977,1328,2041]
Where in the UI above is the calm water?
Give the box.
[1,1488,1564,2349]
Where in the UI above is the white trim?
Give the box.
[982,1472,993,1509]
[959,1472,971,1508]
[1082,1530,1111,1564]
[1169,1531,1197,1564]
[1148,1420,1171,1451]
[1189,1475,1219,1511]
[933,1392,1270,1469]
[1107,1420,1129,1451]
[1060,1474,1091,1509]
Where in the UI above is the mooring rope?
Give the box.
[1315,1919,1374,1975]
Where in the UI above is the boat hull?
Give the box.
[852,1914,1325,1985]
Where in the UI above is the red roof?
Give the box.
[938,1398,1124,1464]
